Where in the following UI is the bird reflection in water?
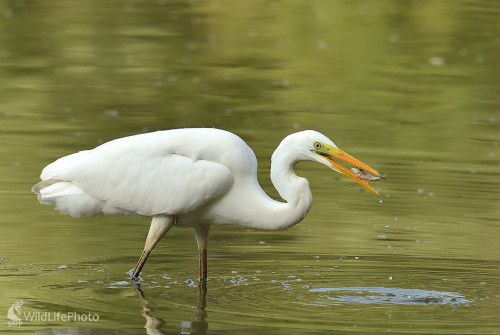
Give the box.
[133,280,208,335]
[34,282,208,335]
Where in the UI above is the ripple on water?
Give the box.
[308,287,472,306]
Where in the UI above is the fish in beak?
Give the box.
[314,144,383,195]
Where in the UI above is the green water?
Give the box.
[1,0,500,334]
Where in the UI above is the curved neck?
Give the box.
[271,156,309,205]
[272,146,313,226]
[239,145,313,231]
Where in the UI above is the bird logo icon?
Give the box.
[7,300,23,322]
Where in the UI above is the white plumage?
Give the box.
[34,129,240,217]
[32,128,381,281]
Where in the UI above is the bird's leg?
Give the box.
[197,279,207,311]
[131,216,174,280]
[199,247,208,282]
[194,225,210,283]
[194,225,209,312]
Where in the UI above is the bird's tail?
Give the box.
[31,180,105,217]
[32,180,85,203]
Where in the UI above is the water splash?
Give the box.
[309,287,471,306]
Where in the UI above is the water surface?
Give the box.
[1,1,499,334]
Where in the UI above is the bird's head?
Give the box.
[277,130,382,195]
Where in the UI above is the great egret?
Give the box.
[32,128,381,281]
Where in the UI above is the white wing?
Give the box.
[34,131,234,217]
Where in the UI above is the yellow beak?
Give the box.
[316,145,381,195]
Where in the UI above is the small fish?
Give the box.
[351,167,386,182]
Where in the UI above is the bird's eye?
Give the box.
[314,142,321,149]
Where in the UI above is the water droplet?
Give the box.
[429,57,445,66]
[125,55,134,64]
[186,41,197,51]
[378,198,383,203]
[388,275,393,280]
[185,279,196,287]
[317,40,327,50]
[385,224,389,228]
[4,8,13,19]
[123,2,134,11]
[247,29,258,38]
[312,7,326,19]
[104,109,119,117]
[388,34,399,43]
[110,280,129,286]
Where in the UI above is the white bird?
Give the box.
[32,128,381,281]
